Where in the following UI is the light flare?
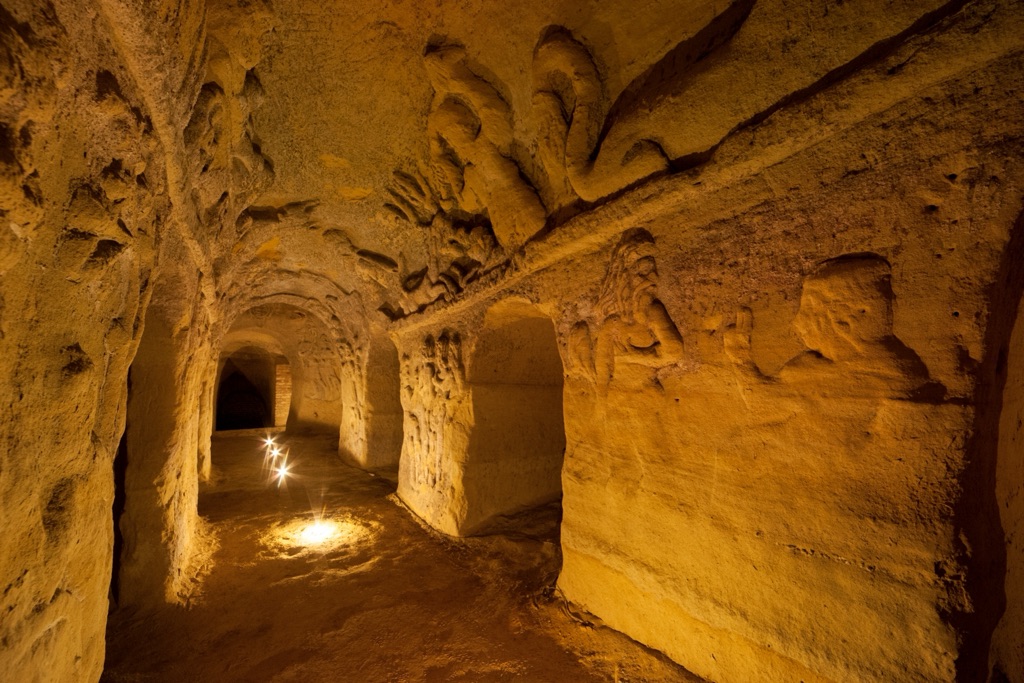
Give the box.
[273,460,291,487]
[297,520,339,545]
[267,515,370,553]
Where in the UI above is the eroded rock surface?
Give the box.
[1,0,1023,682]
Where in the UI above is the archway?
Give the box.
[463,300,566,533]
[215,346,276,431]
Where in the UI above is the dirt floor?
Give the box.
[102,432,699,682]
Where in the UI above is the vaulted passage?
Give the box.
[3,1,1024,682]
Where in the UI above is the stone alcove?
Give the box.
[462,300,566,533]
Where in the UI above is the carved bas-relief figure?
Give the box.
[380,44,548,319]
[727,253,937,399]
[570,229,683,388]
[532,29,669,207]
[395,210,498,313]
[399,331,466,494]
[422,46,547,252]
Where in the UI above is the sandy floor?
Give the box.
[102,432,699,682]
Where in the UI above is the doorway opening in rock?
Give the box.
[464,301,566,536]
[216,346,277,431]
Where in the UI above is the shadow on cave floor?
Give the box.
[102,433,698,683]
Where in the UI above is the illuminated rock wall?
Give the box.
[393,1,1024,678]
[992,263,1024,682]
[119,266,216,609]
[0,2,175,679]
[1,0,1022,681]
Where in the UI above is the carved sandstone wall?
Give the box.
[0,2,172,678]
[391,1,1024,678]
[1,0,1022,682]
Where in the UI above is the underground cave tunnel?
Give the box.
[2,0,1024,682]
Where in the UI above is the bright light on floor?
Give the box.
[265,515,373,555]
[297,520,339,545]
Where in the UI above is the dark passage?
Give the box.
[216,359,271,431]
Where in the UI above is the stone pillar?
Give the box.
[196,362,216,482]
[396,329,473,535]
[274,362,291,427]
[118,277,212,608]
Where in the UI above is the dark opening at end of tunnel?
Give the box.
[216,352,275,432]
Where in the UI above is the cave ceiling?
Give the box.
[210,0,726,321]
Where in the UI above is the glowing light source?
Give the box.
[263,436,276,448]
[269,447,282,459]
[264,515,372,554]
[273,461,291,487]
[297,520,338,545]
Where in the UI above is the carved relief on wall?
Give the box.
[532,28,669,207]
[373,212,500,321]
[182,2,277,244]
[725,253,936,399]
[297,328,343,401]
[379,2,967,323]
[380,16,743,319]
[380,41,552,319]
[400,330,466,490]
[423,46,547,250]
[567,229,684,388]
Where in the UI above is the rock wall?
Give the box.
[391,0,1024,678]
[0,0,192,675]
[0,1,171,679]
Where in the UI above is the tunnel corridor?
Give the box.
[3,1,1023,682]
[101,432,689,682]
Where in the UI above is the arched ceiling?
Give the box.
[199,0,731,323]
[248,0,725,254]
[114,0,969,331]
